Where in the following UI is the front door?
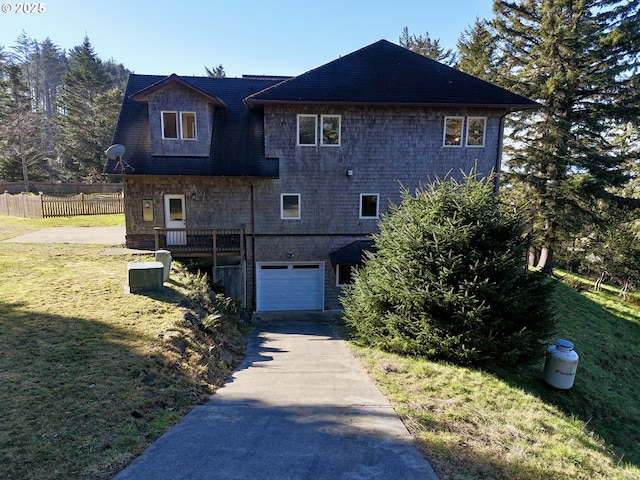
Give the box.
[164,194,186,246]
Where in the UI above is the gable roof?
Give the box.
[104,74,283,177]
[129,73,227,107]
[245,39,538,109]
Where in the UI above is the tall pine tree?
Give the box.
[55,36,120,181]
[457,18,499,80]
[399,27,457,65]
[491,0,640,269]
[0,64,48,188]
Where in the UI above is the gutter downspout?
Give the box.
[494,112,509,195]
[250,181,256,312]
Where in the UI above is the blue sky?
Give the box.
[0,0,495,77]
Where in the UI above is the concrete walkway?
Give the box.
[2,225,126,245]
[113,319,438,480]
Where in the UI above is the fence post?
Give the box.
[40,193,45,218]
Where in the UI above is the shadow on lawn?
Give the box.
[0,300,210,480]
[495,281,640,469]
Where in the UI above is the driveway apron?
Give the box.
[113,319,438,480]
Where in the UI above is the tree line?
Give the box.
[403,0,640,291]
[0,33,129,187]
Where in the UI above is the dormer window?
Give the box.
[162,111,178,139]
[181,112,196,139]
[162,111,197,140]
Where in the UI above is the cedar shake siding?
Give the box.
[104,40,538,312]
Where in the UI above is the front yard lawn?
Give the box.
[351,273,640,479]
[0,215,248,479]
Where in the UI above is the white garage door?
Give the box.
[256,263,324,311]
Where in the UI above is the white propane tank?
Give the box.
[542,339,579,389]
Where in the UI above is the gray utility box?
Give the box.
[127,261,164,293]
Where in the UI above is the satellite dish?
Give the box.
[106,144,126,160]
[105,144,134,174]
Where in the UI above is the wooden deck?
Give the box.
[153,227,244,266]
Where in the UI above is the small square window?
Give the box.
[466,117,486,147]
[336,264,354,286]
[444,116,464,146]
[162,111,178,139]
[360,194,379,219]
[297,115,317,146]
[281,194,300,219]
[181,112,197,139]
[321,115,341,146]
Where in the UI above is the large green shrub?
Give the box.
[342,175,556,367]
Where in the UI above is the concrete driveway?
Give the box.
[113,319,439,479]
[2,225,126,245]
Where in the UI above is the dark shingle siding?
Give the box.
[105,75,281,177]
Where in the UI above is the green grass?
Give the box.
[349,274,640,479]
[0,215,248,479]
[3,214,639,478]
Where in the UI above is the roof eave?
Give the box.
[130,73,227,108]
[245,98,541,110]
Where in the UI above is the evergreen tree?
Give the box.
[0,64,48,188]
[55,36,120,181]
[457,18,499,80]
[205,64,226,78]
[341,175,556,368]
[33,38,67,117]
[492,0,640,270]
[399,27,457,65]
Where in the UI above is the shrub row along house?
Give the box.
[103,39,537,312]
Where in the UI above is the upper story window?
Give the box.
[444,116,464,147]
[297,114,342,147]
[297,115,317,146]
[321,115,341,146]
[466,117,486,147]
[162,111,197,140]
[162,111,178,139]
[181,112,197,139]
[281,193,301,219]
[360,193,379,219]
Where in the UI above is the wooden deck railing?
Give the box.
[153,227,245,265]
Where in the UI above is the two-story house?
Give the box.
[104,39,537,312]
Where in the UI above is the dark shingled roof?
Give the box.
[245,39,538,109]
[104,74,283,177]
[130,73,227,107]
[330,240,377,265]
[105,40,538,177]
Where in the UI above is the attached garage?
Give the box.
[256,262,324,311]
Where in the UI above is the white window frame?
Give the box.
[180,111,197,140]
[281,193,301,220]
[321,114,341,146]
[297,114,317,146]
[359,193,379,219]
[443,116,464,147]
[161,111,179,139]
[466,117,486,147]
[336,264,354,287]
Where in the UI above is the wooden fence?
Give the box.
[0,192,124,218]
[0,181,122,195]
